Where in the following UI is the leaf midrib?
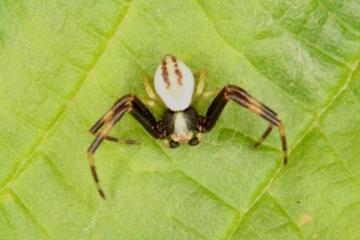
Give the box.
[1,1,359,239]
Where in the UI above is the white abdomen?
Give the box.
[154,55,195,111]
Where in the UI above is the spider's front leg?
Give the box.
[90,111,138,145]
[87,95,164,199]
[198,85,288,165]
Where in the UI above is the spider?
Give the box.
[88,55,288,199]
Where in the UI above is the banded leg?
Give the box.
[90,131,138,145]
[88,110,127,199]
[247,95,277,148]
[87,95,162,199]
[200,85,288,165]
[254,124,273,148]
[89,98,137,144]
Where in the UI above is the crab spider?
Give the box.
[88,55,288,199]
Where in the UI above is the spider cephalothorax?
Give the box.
[88,55,288,199]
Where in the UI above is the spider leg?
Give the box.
[143,75,162,109]
[253,124,273,148]
[88,110,126,199]
[199,85,288,165]
[89,100,138,144]
[195,69,206,97]
[87,95,162,199]
[194,69,218,99]
[245,96,278,148]
[143,75,158,100]
[193,69,220,112]
[99,135,138,144]
[89,108,114,134]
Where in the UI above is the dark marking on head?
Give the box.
[160,110,175,136]
[161,58,170,88]
[183,107,199,131]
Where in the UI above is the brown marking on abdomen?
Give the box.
[161,59,170,88]
[170,55,177,62]
[170,56,183,86]
[174,68,183,86]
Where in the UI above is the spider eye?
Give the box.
[154,55,194,111]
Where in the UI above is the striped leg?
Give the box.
[254,124,273,148]
[231,87,283,151]
[88,109,127,199]
[87,95,162,199]
[90,98,137,144]
[200,84,288,165]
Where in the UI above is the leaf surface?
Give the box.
[0,0,360,239]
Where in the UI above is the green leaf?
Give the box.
[1,0,360,239]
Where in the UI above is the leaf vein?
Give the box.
[318,129,360,187]
[0,1,133,196]
[193,0,325,111]
[171,216,209,240]
[318,0,360,37]
[259,1,350,67]
[9,189,52,239]
[225,50,360,240]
